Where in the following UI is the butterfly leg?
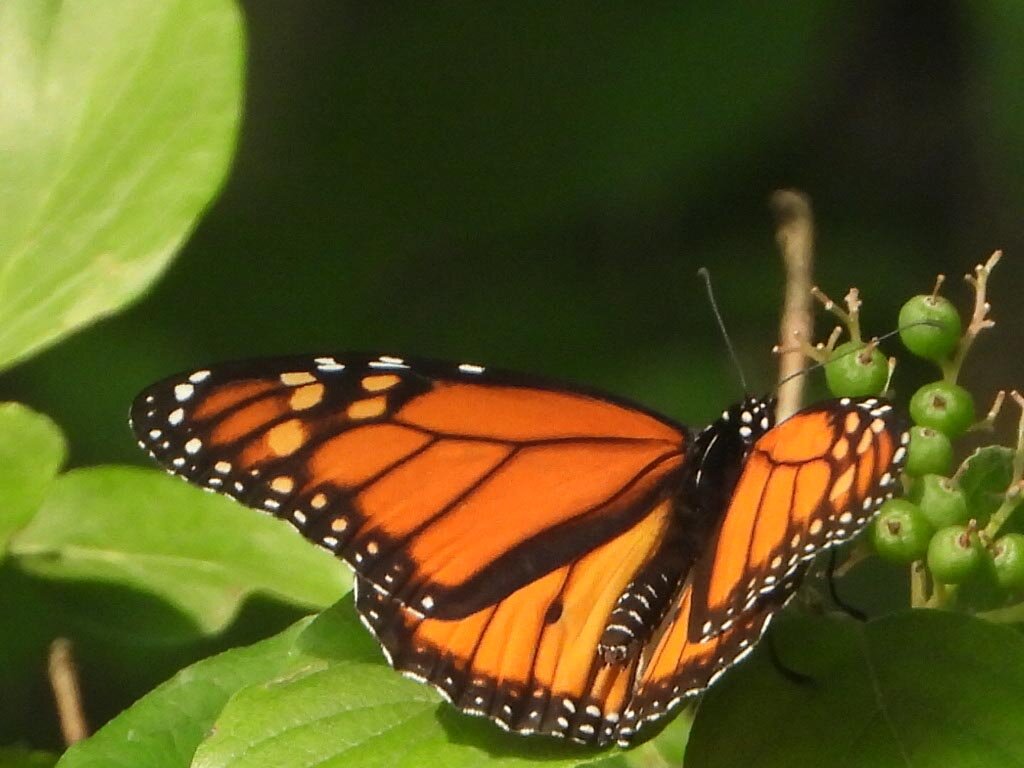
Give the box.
[765,629,815,687]
[825,548,868,623]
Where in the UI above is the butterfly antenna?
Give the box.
[775,322,938,390]
[698,267,749,393]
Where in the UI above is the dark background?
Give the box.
[2,0,1022,464]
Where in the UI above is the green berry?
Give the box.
[927,525,983,584]
[909,381,975,438]
[912,474,970,529]
[898,294,962,360]
[904,426,954,477]
[992,534,1024,591]
[824,340,889,398]
[872,499,932,563]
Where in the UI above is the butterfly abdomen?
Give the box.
[598,539,688,664]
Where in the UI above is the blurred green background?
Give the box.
[1,1,1021,465]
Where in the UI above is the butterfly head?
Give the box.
[717,395,776,446]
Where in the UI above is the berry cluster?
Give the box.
[784,251,1024,609]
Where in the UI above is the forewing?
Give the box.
[130,354,687,618]
[688,396,909,640]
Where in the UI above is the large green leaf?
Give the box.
[56,619,312,768]
[191,601,616,768]
[0,0,243,372]
[0,402,65,556]
[687,611,1024,767]
[8,467,347,635]
[958,445,1017,526]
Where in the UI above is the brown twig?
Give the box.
[983,390,1024,540]
[771,189,815,421]
[944,250,1002,382]
[48,638,88,746]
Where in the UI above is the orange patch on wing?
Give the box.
[348,396,387,420]
[638,586,702,684]
[396,383,683,443]
[748,464,797,568]
[267,418,307,456]
[789,460,832,527]
[193,380,278,420]
[362,374,401,392]
[407,442,681,588]
[280,371,317,386]
[308,424,431,488]
[290,383,324,411]
[855,444,877,498]
[589,660,636,714]
[356,439,513,540]
[705,452,772,608]
[546,502,671,694]
[758,411,835,462]
[875,431,894,469]
[414,604,498,660]
[210,395,289,445]
[454,567,568,688]
[829,463,857,506]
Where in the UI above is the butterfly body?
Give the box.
[132,354,907,746]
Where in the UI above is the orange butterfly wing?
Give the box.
[131,355,688,620]
[358,498,676,743]
[133,357,908,747]
[687,397,908,640]
[613,579,784,743]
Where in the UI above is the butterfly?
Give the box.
[130,353,908,746]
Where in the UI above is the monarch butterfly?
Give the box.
[130,353,908,746]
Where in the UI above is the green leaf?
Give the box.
[958,445,1016,524]
[9,467,348,635]
[0,747,58,768]
[687,610,1024,767]
[0,403,65,556]
[192,600,615,768]
[0,0,243,373]
[56,619,312,768]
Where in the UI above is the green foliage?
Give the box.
[0,747,58,768]
[687,611,1024,767]
[59,602,616,768]
[0,0,243,373]
[958,446,1017,522]
[8,467,348,636]
[57,620,312,768]
[0,403,65,556]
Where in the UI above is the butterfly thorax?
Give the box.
[683,395,776,532]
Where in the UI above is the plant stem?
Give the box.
[983,391,1024,540]
[772,189,814,422]
[942,250,1001,383]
